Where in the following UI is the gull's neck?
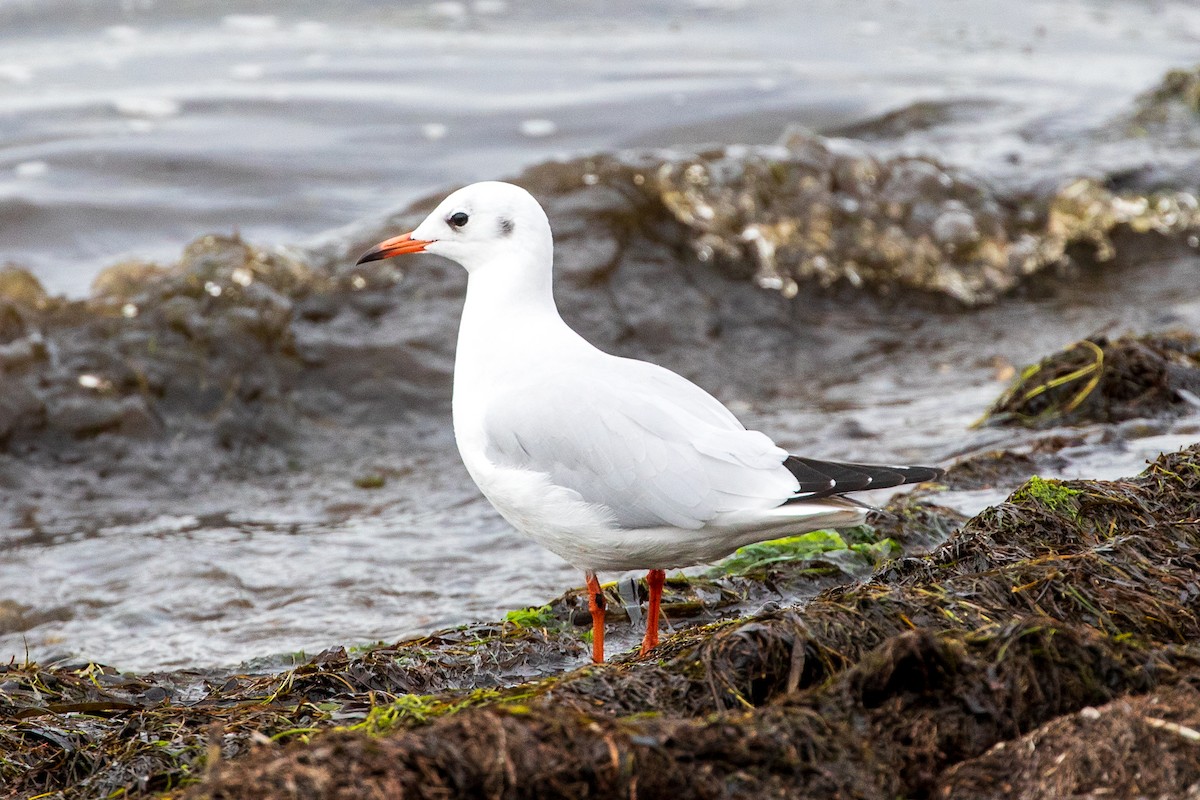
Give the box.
[462,252,556,321]
[456,249,571,368]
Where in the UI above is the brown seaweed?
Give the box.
[982,331,1200,427]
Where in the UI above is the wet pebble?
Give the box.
[932,206,981,249]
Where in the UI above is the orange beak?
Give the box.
[356,232,433,265]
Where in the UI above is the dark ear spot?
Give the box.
[498,218,515,237]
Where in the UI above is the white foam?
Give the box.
[422,122,449,141]
[0,63,33,84]
[519,118,557,138]
[114,96,180,119]
[14,161,48,178]
[222,14,278,33]
[230,63,266,81]
[429,1,468,20]
[104,25,141,42]
[293,21,328,37]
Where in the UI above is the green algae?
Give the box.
[1012,476,1083,520]
[349,693,467,735]
[710,525,900,577]
[347,683,554,738]
[503,605,557,629]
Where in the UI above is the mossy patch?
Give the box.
[503,604,556,629]
[1011,475,1082,519]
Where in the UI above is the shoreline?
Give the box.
[3,442,1197,797]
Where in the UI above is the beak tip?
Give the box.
[354,232,429,265]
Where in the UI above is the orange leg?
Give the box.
[639,569,666,657]
[585,570,605,664]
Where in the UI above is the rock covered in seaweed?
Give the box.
[646,132,1200,306]
[982,331,1200,427]
[0,233,415,451]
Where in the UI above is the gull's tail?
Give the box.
[783,456,943,502]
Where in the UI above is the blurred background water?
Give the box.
[3,0,1199,294]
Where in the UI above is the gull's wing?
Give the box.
[480,357,803,530]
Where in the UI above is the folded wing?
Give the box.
[480,356,943,530]
[481,359,803,530]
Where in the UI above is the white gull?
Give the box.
[358,180,941,663]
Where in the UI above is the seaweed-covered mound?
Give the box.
[194,621,1190,800]
[0,234,409,451]
[173,444,1200,798]
[1,446,1197,798]
[936,682,1200,799]
[982,331,1200,427]
[637,135,1200,306]
[0,504,953,799]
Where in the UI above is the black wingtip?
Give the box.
[785,456,943,501]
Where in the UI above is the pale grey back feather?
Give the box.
[481,356,800,530]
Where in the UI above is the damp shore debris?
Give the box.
[981,331,1200,428]
[1,445,1197,798]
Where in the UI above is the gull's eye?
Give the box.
[448,211,469,229]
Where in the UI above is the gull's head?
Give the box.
[357,181,552,274]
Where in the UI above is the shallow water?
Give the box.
[2,0,1200,672]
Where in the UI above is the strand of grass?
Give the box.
[974,338,1105,426]
[1016,339,1104,407]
